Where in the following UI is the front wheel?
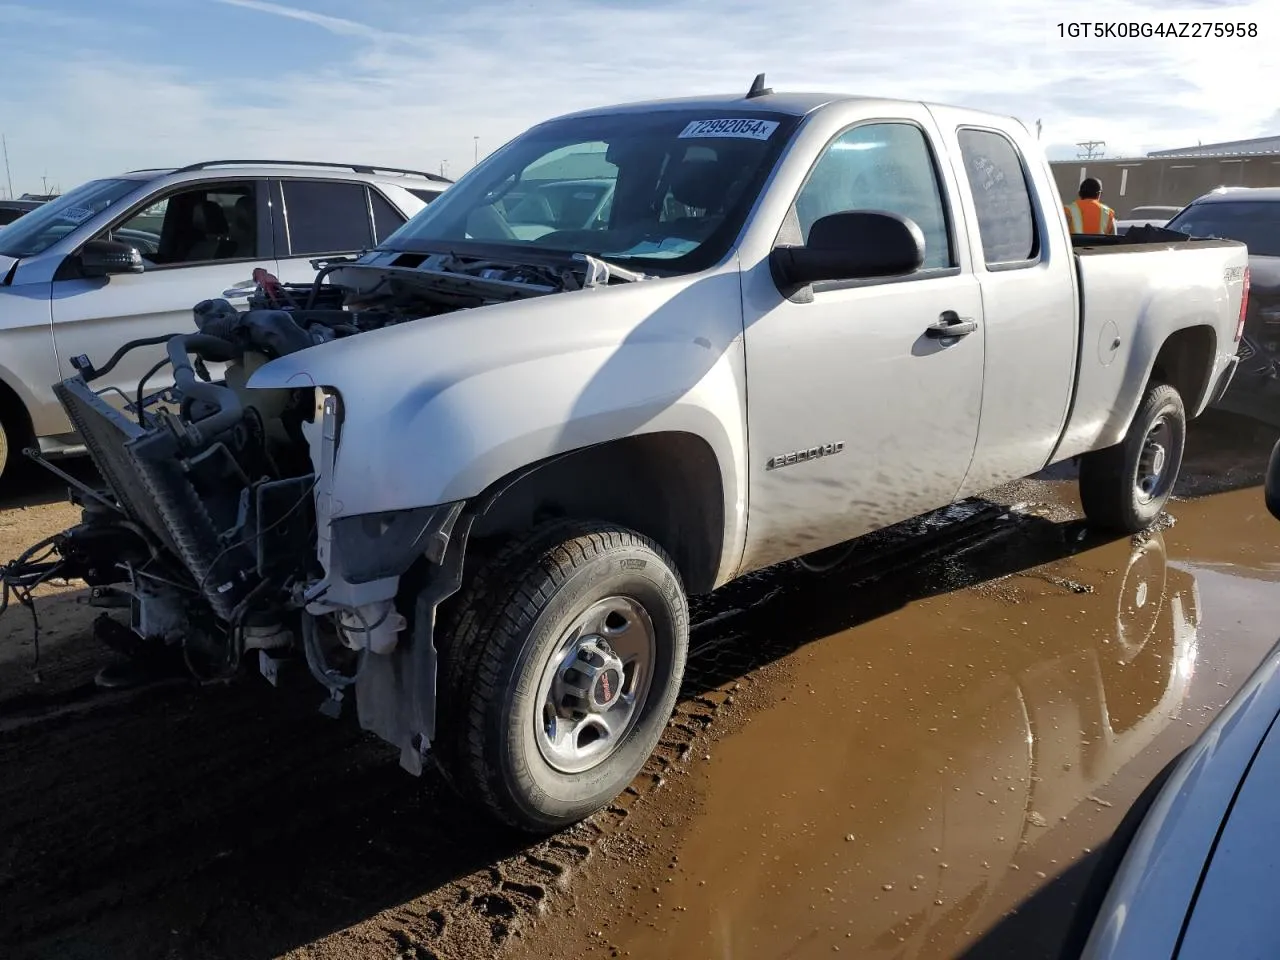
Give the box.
[434,520,689,833]
[0,407,36,491]
[1079,382,1186,534]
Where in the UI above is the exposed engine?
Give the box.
[2,251,637,703]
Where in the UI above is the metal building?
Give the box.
[1051,135,1280,218]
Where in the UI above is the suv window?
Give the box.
[791,122,953,271]
[1166,201,1280,257]
[282,179,373,256]
[369,188,407,243]
[407,187,443,204]
[956,129,1038,265]
[107,181,259,265]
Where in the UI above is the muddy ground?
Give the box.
[1,409,1279,960]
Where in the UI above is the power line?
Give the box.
[1076,139,1107,159]
[1,134,12,200]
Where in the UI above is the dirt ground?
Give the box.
[1,410,1279,960]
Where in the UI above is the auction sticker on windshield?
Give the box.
[61,206,96,225]
[678,118,779,140]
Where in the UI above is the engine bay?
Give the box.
[2,251,637,697]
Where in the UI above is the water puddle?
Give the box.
[516,485,1280,960]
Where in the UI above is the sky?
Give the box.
[1,0,1277,196]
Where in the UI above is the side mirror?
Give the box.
[1267,437,1280,521]
[770,210,925,288]
[79,239,144,278]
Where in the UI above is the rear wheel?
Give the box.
[434,520,689,833]
[1079,382,1186,534]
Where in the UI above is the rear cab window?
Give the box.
[955,128,1040,268]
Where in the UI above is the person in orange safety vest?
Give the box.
[1063,177,1117,235]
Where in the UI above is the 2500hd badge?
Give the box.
[766,442,846,470]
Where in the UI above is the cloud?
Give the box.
[0,0,1277,193]
[212,0,394,42]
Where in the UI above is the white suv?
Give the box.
[0,160,451,481]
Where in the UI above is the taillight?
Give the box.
[1237,265,1251,342]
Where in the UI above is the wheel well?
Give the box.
[469,433,727,595]
[1150,326,1216,413]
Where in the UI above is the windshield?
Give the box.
[0,178,142,258]
[380,108,800,272]
[1165,200,1280,257]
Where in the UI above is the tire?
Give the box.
[434,520,689,833]
[1079,382,1186,534]
[0,403,33,491]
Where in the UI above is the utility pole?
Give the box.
[1,134,12,200]
[1076,139,1106,159]
[439,160,449,178]
[474,136,479,166]
[41,171,48,195]
[1035,119,1042,140]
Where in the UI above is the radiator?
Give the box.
[53,378,244,621]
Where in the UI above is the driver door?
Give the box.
[50,179,275,415]
[738,118,986,573]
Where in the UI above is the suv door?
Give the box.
[50,178,274,415]
[739,117,986,573]
[271,179,403,284]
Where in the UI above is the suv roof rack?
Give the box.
[167,160,453,184]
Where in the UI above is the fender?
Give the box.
[1054,248,1239,460]
[248,264,750,568]
[0,280,64,437]
[1108,306,1220,444]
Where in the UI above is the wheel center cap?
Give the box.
[1149,443,1166,476]
[554,636,627,717]
[593,667,623,709]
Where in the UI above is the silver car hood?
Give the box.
[1081,638,1280,960]
[1175,711,1280,958]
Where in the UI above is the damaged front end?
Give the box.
[5,253,602,772]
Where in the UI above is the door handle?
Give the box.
[925,312,978,339]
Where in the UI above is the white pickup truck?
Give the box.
[6,79,1248,833]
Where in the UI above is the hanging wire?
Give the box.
[0,533,69,682]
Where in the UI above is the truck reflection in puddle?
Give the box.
[622,525,1206,960]
[859,531,1198,955]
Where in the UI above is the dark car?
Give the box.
[1165,188,1280,426]
[0,199,45,227]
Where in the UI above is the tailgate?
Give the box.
[1055,238,1247,460]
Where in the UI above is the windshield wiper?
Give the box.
[573,253,647,286]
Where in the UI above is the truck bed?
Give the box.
[1051,233,1247,463]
